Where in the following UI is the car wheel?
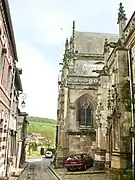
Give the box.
[91,163,93,167]
[83,164,87,171]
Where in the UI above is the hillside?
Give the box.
[27,116,57,135]
[27,116,57,124]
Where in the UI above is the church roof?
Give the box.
[74,31,118,54]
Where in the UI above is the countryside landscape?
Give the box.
[27,116,56,156]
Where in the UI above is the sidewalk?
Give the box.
[48,164,109,180]
[9,163,28,180]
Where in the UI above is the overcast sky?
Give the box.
[9,0,135,119]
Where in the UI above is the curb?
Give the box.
[48,166,62,180]
[63,170,106,175]
[16,163,29,180]
[48,166,106,176]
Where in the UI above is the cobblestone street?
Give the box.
[17,157,59,180]
[13,157,109,180]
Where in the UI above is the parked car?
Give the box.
[45,151,53,158]
[64,153,93,171]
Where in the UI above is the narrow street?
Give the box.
[18,157,59,180]
[17,156,109,180]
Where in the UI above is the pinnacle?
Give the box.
[117,2,127,24]
[73,20,75,29]
[104,38,108,46]
[65,38,69,49]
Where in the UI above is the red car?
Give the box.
[64,153,93,171]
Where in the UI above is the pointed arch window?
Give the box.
[78,99,93,127]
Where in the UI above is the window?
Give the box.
[113,119,119,149]
[10,130,16,156]
[77,98,93,127]
[0,53,5,82]
[6,66,11,91]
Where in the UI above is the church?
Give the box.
[56,3,135,177]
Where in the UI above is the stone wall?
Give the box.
[68,133,96,155]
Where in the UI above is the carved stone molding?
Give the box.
[69,103,75,109]
[67,76,99,85]
[2,47,7,54]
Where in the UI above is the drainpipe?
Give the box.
[128,49,135,179]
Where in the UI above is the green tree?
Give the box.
[28,141,38,155]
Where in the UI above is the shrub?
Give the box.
[40,148,45,155]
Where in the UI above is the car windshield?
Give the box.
[46,151,52,154]
[67,154,82,160]
[74,154,82,159]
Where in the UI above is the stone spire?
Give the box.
[63,38,69,64]
[69,36,73,50]
[104,39,110,54]
[65,38,69,51]
[72,20,75,51]
[104,38,110,65]
[70,36,72,44]
[117,3,127,37]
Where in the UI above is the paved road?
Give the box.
[18,157,59,180]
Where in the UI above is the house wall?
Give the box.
[0,4,20,178]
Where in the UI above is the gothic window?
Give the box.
[113,118,119,149]
[78,99,93,127]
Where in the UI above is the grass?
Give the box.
[28,150,42,156]
[27,122,56,134]
[27,116,56,124]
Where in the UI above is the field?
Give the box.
[27,116,56,134]
[27,121,56,134]
[27,116,56,124]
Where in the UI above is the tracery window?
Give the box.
[113,118,119,149]
[78,99,93,127]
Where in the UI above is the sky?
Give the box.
[9,0,135,119]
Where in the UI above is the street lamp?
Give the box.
[20,93,27,108]
[21,100,26,108]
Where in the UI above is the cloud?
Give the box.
[9,0,135,119]
[10,0,135,47]
[17,41,59,119]
[9,0,72,46]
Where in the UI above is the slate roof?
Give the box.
[74,31,118,54]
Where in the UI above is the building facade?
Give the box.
[95,5,135,179]
[0,1,26,179]
[56,3,135,177]
[95,3,130,171]
[56,20,118,167]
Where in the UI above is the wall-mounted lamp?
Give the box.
[20,93,27,108]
